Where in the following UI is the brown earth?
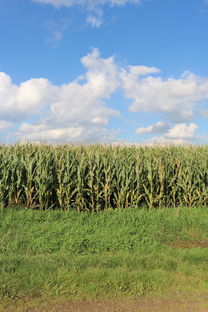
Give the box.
[169,239,208,249]
[2,293,208,312]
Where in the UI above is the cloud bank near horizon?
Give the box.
[0,48,208,145]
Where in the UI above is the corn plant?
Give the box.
[0,143,208,211]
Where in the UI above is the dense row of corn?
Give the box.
[0,144,208,211]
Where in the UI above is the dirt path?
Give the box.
[2,293,208,312]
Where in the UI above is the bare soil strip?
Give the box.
[2,293,208,312]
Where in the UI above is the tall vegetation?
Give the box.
[0,144,208,211]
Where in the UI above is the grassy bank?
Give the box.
[1,206,208,306]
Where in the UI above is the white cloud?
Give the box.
[33,0,140,27]
[32,0,140,9]
[165,123,197,139]
[45,19,69,47]
[136,121,170,135]
[121,69,208,122]
[0,72,58,121]
[16,123,84,141]
[0,48,119,143]
[49,48,120,128]
[1,48,208,144]
[86,14,103,28]
[15,122,118,143]
[127,65,161,77]
[91,116,108,124]
[111,137,192,147]
[0,120,13,130]
[199,108,208,118]
[136,121,198,141]
[143,136,192,146]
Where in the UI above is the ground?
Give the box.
[2,293,208,312]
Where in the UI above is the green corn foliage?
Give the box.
[55,146,77,211]
[0,143,208,211]
[85,146,104,212]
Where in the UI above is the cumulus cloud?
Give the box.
[136,121,198,143]
[127,65,161,77]
[136,121,170,135]
[15,122,118,143]
[121,69,208,122]
[143,136,192,146]
[49,48,120,128]
[199,108,208,118]
[16,123,84,141]
[165,123,198,139]
[0,72,57,121]
[111,137,192,147]
[1,48,208,144]
[0,120,13,130]
[0,48,119,143]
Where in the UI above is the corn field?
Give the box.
[0,143,208,211]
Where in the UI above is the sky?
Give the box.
[1,0,208,145]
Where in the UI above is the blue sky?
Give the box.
[0,0,208,144]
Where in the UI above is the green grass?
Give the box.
[0,207,208,304]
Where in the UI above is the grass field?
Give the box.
[1,206,208,311]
